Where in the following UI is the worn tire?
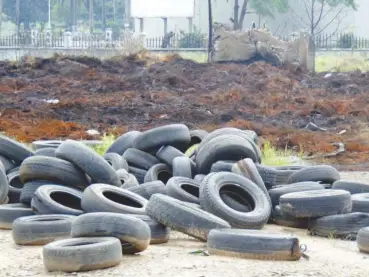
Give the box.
[0,204,34,229]
[0,155,15,173]
[7,171,22,203]
[207,229,301,261]
[34,147,56,157]
[133,124,191,153]
[156,146,186,166]
[82,183,147,215]
[32,140,102,150]
[200,172,271,229]
[146,194,230,241]
[332,180,369,195]
[273,166,305,185]
[103,153,129,171]
[0,167,9,204]
[117,169,139,189]
[189,129,208,146]
[211,160,235,173]
[280,189,352,218]
[272,205,309,229]
[144,163,172,184]
[309,212,369,239]
[19,156,89,189]
[172,156,194,178]
[255,164,277,189]
[352,193,369,213]
[357,227,369,253]
[20,181,60,206]
[166,177,200,204]
[55,140,120,186]
[12,214,76,245]
[31,185,84,216]
[71,212,151,254]
[0,135,34,164]
[128,166,147,184]
[105,131,142,155]
[287,165,340,184]
[194,174,206,182]
[43,237,122,272]
[128,181,167,199]
[123,148,160,170]
[129,214,170,244]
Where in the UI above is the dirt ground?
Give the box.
[1,53,369,169]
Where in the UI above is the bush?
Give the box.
[178,27,206,48]
[337,33,357,49]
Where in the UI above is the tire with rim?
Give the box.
[279,189,352,218]
[146,194,230,241]
[102,153,129,171]
[12,214,76,245]
[55,140,120,186]
[81,183,147,214]
[43,237,122,272]
[122,148,160,170]
[207,229,302,261]
[0,135,34,164]
[166,177,200,204]
[128,181,167,199]
[332,180,369,195]
[71,212,151,254]
[144,163,173,184]
[105,131,142,155]
[129,214,170,244]
[199,172,271,229]
[357,227,369,253]
[0,204,34,229]
[31,185,84,216]
[287,165,340,184]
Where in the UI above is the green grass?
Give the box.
[89,134,116,155]
[261,141,302,166]
[315,55,369,72]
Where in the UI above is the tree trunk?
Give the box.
[208,0,213,62]
[89,0,93,34]
[238,0,248,30]
[0,0,3,35]
[310,0,315,35]
[102,0,106,30]
[233,0,239,30]
[16,0,20,34]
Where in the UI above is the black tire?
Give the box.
[144,163,172,184]
[123,148,160,170]
[172,156,193,178]
[1,196,9,204]
[133,124,191,153]
[351,193,369,213]
[211,160,235,173]
[189,129,208,146]
[255,164,278,189]
[43,237,122,272]
[200,172,271,229]
[207,229,301,261]
[7,171,23,203]
[166,177,200,204]
[19,156,89,189]
[105,131,142,155]
[0,155,15,173]
[196,135,258,174]
[287,165,340,184]
[273,166,305,185]
[0,204,34,229]
[32,140,102,150]
[71,212,151,254]
[116,169,139,188]
[0,134,34,164]
[81,183,147,215]
[20,181,60,206]
[268,182,325,207]
[12,214,76,245]
[156,146,186,166]
[55,139,120,186]
[102,153,129,171]
[280,189,352,218]
[31,185,84,216]
[7,166,20,174]
[34,147,56,157]
[128,166,147,184]
[128,214,170,244]
[0,167,9,204]
[357,227,369,253]
[194,174,206,182]
[309,212,369,239]
[128,181,167,200]
[272,205,309,229]
[332,180,369,194]
[146,194,230,241]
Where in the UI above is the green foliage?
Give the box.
[261,140,301,166]
[250,0,289,18]
[3,0,49,27]
[178,27,207,48]
[89,134,115,156]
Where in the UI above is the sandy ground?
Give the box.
[1,171,369,277]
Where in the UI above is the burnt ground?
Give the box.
[0,53,369,170]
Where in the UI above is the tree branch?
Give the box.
[238,0,249,30]
[313,0,325,29]
[314,4,344,35]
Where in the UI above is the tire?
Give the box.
[268,182,325,208]
[309,212,369,239]
[357,227,369,253]
[32,140,102,150]
[332,180,369,195]
[144,163,173,184]
[0,167,9,204]
[207,229,301,261]
[34,147,56,157]
[81,183,147,215]
[31,185,84,216]
[172,156,193,178]
[102,153,128,171]
[280,189,352,218]
[287,165,340,184]
[123,148,160,170]
[199,172,271,229]
[196,135,258,174]
[166,177,200,204]
[19,156,89,189]
[20,181,60,206]
[0,155,15,173]
[71,212,151,254]
[0,204,34,229]
[12,214,76,245]
[272,205,309,229]
[351,193,369,213]
[7,171,22,203]
[194,174,206,182]
[7,166,20,174]
[146,194,230,241]
[133,124,191,153]
[128,181,167,199]
[55,139,120,186]
[156,146,186,166]
[0,134,34,164]
[273,166,305,185]
[43,237,122,272]
[128,166,147,184]
[129,214,170,244]
[105,131,142,155]
[189,129,208,146]
[211,161,235,173]
[255,164,278,189]
[1,196,9,204]
[116,169,139,189]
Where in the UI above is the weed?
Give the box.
[261,140,301,166]
[89,134,116,156]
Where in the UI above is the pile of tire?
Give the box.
[0,124,367,272]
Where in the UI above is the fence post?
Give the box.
[307,33,315,73]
